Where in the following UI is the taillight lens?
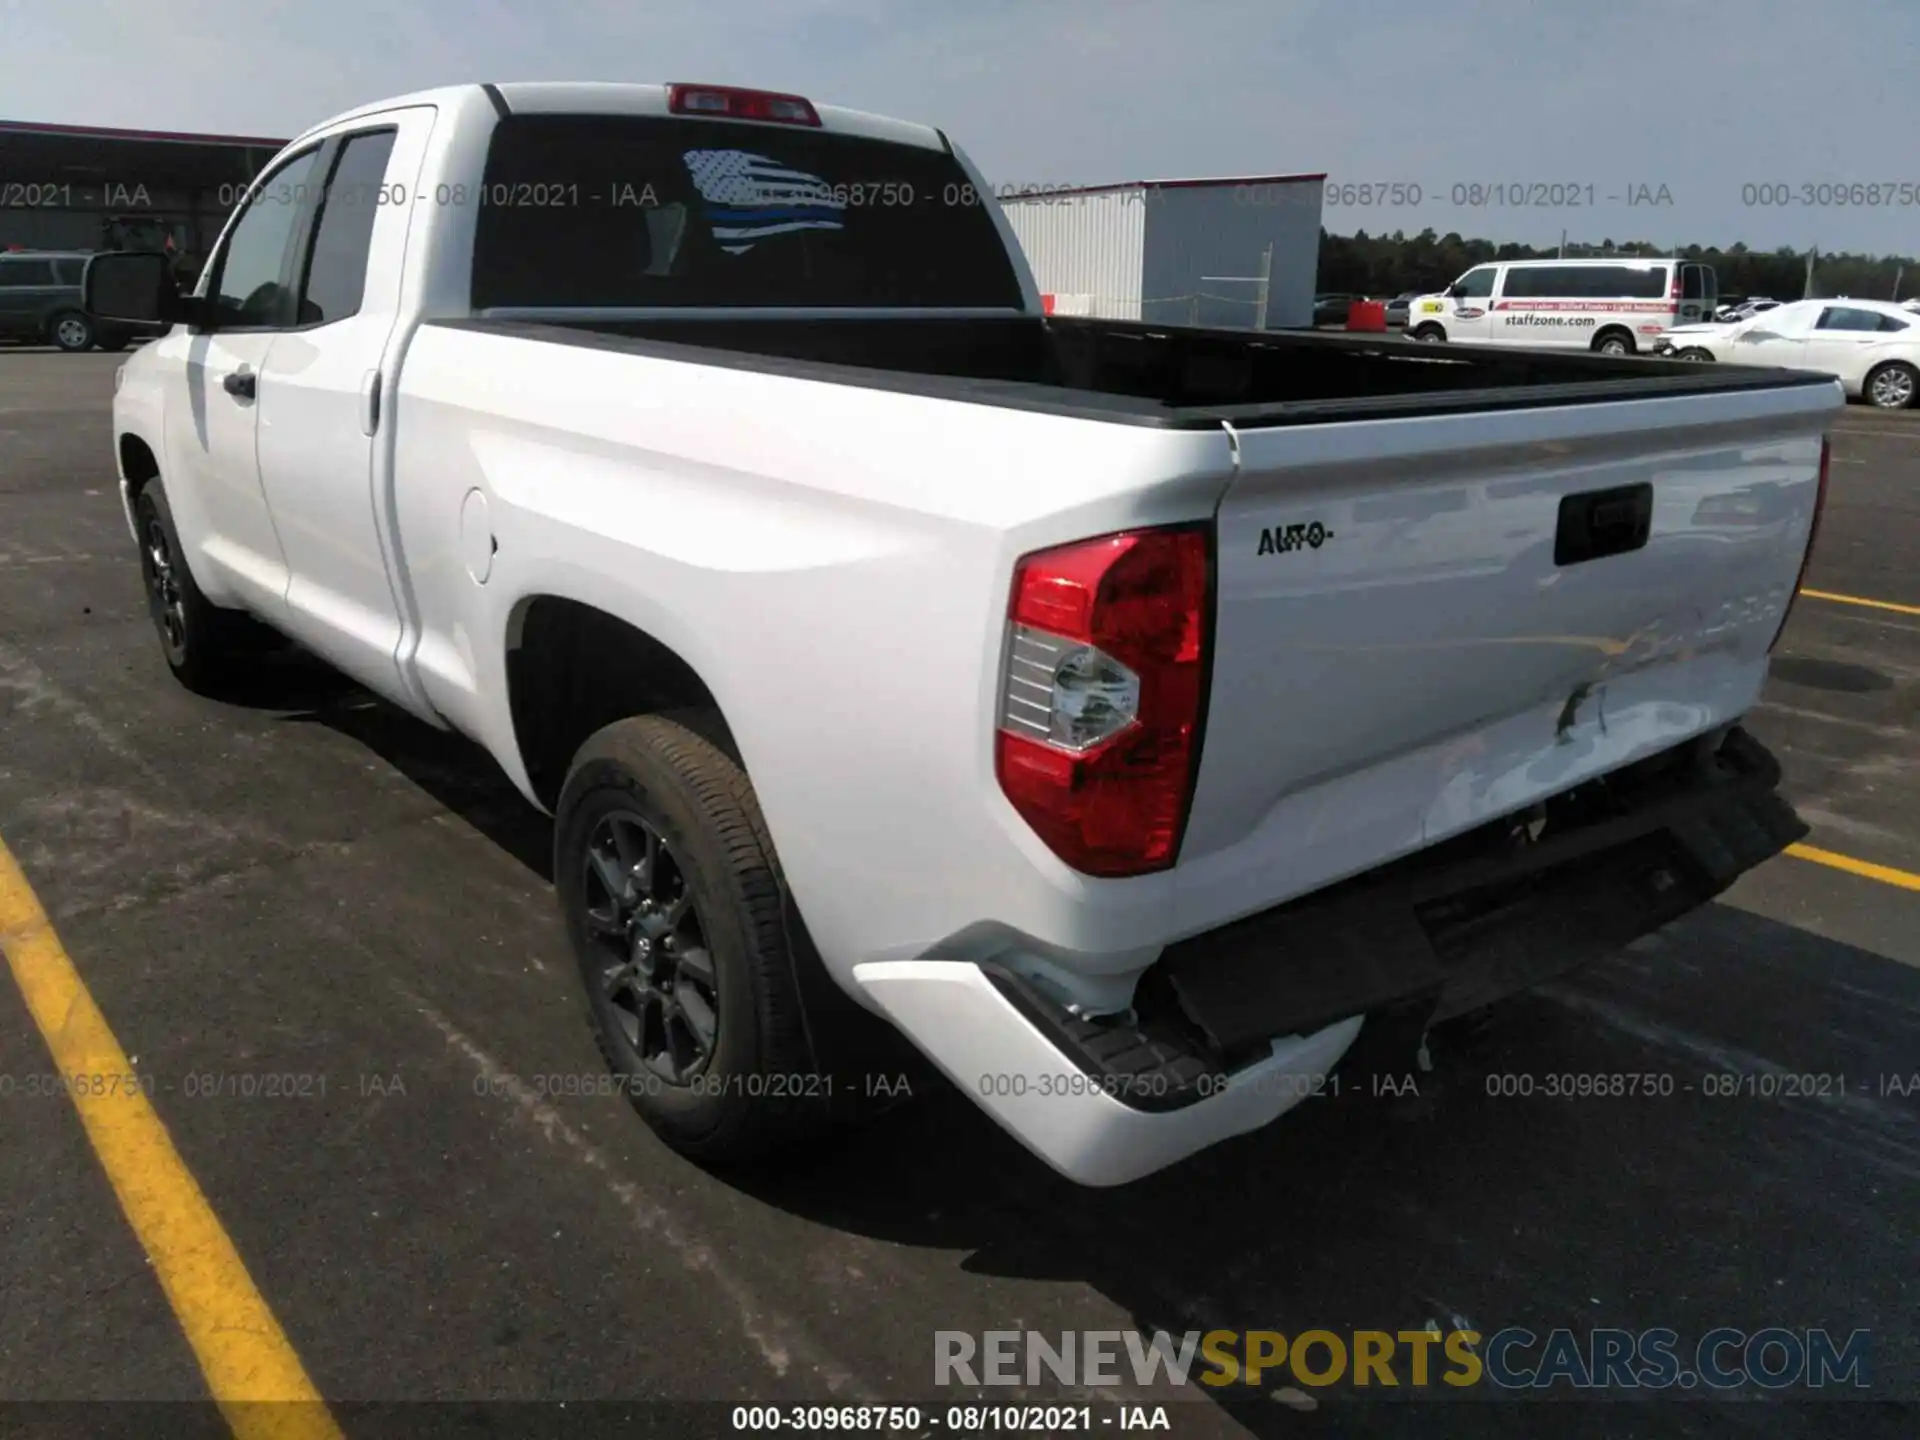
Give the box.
[1769,434,1831,653]
[994,526,1211,877]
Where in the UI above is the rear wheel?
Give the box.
[1593,329,1635,356]
[1864,361,1917,410]
[1677,347,1715,362]
[555,714,830,1167]
[50,311,93,353]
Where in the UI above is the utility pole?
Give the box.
[1558,227,1566,259]
[1803,246,1817,299]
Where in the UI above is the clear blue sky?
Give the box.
[6,0,1918,255]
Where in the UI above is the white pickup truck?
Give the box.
[87,82,1838,1187]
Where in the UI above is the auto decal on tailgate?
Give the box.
[1257,521,1335,555]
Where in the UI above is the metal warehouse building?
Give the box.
[1000,172,1325,331]
[0,119,289,278]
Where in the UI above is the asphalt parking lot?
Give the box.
[1,349,1916,1440]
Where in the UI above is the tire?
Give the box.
[1677,348,1715,362]
[50,310,94,353]
[1593,330,1635,357]
[1410,324,1446,342]
[555,713,830,1167]
[133,481,258,694]
[1863,361,1917,410]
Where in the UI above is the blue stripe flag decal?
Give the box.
[684,149,846,254]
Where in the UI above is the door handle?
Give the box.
[222,369,256,399]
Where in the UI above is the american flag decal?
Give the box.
[683,148,845,254]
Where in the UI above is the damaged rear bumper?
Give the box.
[854,725,1806,1186]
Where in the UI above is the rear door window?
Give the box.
[470,114,1026,310]
[1591,265,1669,299]
[296,128,398,325]
[0,260,57,287]
[1817,307,1888,332]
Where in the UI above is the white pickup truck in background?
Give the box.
[86,81,1840,1187]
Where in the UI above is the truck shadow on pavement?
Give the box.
[214,648,559,882]
[239,654,1917,1437]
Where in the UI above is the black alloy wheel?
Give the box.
[580,808,720,1083]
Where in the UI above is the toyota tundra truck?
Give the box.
[85,82,1838,1186]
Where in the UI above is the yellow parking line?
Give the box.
[1798,589,1920,618]
[0,836,343,1440]
[1786,843,1920,893]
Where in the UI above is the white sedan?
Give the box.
[1651,298,1919,409]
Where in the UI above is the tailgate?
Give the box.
[1177,380,1839,881]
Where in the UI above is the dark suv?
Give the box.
[0,250,136,352]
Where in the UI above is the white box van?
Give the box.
[1406,258,1718,355]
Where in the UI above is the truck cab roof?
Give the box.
[285,81,949,156]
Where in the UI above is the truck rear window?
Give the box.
[470,114,1026,311]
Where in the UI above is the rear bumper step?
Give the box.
[989,725,1805,1112]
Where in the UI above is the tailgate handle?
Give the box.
[1555,482,1653,566]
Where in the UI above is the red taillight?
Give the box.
[666,83,821,126]
[994,526,1211,877]
[1769,434,1831,653]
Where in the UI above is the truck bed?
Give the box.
[440,313,1838,428]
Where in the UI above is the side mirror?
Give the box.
[83,252,198,328]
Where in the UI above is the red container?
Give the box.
[1346,299,1388,332]
[1041,293,1056,315]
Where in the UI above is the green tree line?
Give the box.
[1319,228,1919,302]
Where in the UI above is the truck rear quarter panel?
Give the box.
[389,323,1236,986]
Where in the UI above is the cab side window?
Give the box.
[208,148,322,329]
[296,129,398,326]
[1453,267,1497,300]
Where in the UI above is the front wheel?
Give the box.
[1409,325,1446,342]
[1677,348,1715,362]
[1864,362,1917,410]
[555,714,831,1167]
[1593,331,1635,356]
[133,481,259,694]
[50,311,94,352]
